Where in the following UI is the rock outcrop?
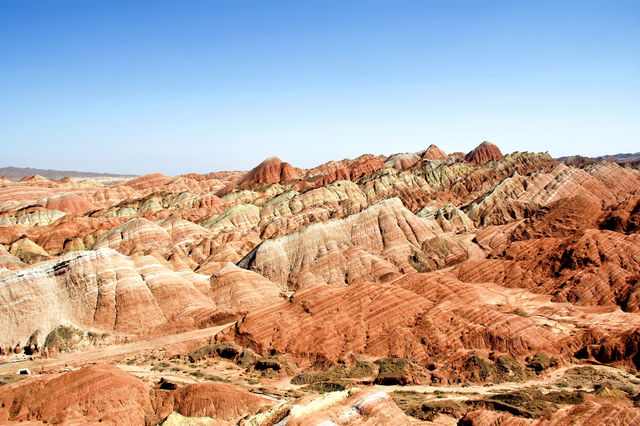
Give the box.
[465,141,504,164]
[239,198,437,289]
[237,157,301,186]
[0,248,283,349]
[219,271,640,372]
[420,144,448,160]
[0,363,273,425]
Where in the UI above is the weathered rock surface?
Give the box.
[220,271,640,373]
[239,198,438,289]
[420,144,448,160]
[0,363,273,425]
[237,156,301,187]
[0,248,282,349]
[465,141,504,164]
[284,389,419,425]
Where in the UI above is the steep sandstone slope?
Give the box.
[238,198,444,289]
[464,141,503,165]
[301,154,387,188]
[385,152,422,170]
[458,173,640,312]
[466,162,640,226]
[0,363,273,425]
[0,148,558,267]
[237,156,301,187]
[219,272,640,372]
[420,144,448,160]
[0,248,284,351]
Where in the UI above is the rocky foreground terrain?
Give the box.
[1,141,640,425]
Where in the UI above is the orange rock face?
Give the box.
[237,156,301,186]
[219,271,640,372]
[421,144,448,160]
[465,141,504,164]
[0,363,273,425]
[0,363,154,424]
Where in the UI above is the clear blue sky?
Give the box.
[1,0,638,175]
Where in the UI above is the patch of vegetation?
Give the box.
[390,391,469,421]
[255,355,287,372]
[291,361,374,385]
[151,361,170,372]
[1,375,27,385]
[393,388,587,421]
[187,343,242,362]
[191,369,205,378]
[284,389,305,399]
[483,389,585,418]
[304,380,349,393]
[349,361,375,378]
[593,382,630,398]
[483,398,555,419]
[558,366,631,390]
[526,352,555,372]
[544,390,585,405]
[463,353,493,382]
[237,348,258,367]
[87,331,109,343]
[494,356,532,382]
[390,391,425,418]
[420,399,469,421]
[43,325,84,352]
[205,375,230,383]
[563,366,598,381]
[374,358,423,385]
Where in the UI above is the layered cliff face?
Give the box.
[0,248,284,350]
[421,144,448,160]
[464,141,503,164]
[219,271,640,371]
[239,198,438,289]
[3,143,640,424]
[236,156,301,187]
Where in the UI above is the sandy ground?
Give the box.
[0,322,236,376]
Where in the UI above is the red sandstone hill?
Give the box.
[464,141,504,164]
[237,156,301,186]
[420,144,448,160]
[0,363,273,424]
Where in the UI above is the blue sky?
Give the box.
[1,0,638,175]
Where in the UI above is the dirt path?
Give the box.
[0,322,235,376]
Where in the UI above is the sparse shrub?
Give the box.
[44,325,84,352]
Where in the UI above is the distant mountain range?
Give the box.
[0,166,137,181]
[3,150,639,182]
[555,152,640,168]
